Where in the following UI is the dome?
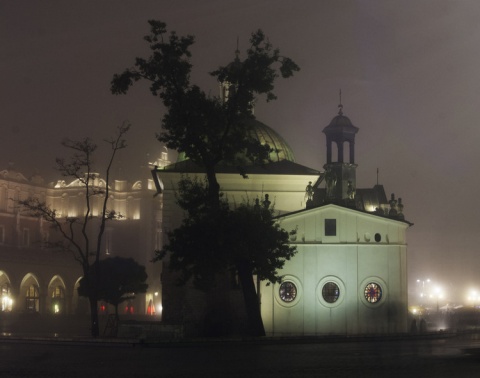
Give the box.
[323,114,358,134]
[176,118,295,165]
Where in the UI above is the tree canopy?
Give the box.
[111,20,299,207]
[155,177,297,335]
[111,20,299,336]
[78,257,148,319]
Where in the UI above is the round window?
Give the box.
[279,281,297,303]
[322,282,340,303]
[364,282,382,303]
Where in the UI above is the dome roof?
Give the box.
[176,118,295,165]
[323,113,359,134]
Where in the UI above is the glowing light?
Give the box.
[467,289,480,305]
[147,299,156,315]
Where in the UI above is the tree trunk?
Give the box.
[205,164,220,208]
[89,296,99,337]
[237,260,266,337]
[203,271,233,337]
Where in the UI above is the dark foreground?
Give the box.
[1,333,480,378]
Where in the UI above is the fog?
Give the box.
[2,1,479,304]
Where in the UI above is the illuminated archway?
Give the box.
[48,275,66,314]
[0,271,13,312]
[20,274,40,313]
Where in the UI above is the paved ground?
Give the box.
[1,333,480,378]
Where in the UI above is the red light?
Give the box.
[147,299,155,315]
[124,304,134,314]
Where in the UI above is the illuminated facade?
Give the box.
[153,106,412,336]
[0,166,164,317]
[0,104,411,336]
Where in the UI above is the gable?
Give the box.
[277,204,409,245]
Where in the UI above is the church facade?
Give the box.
[153,105,412,336]
[0,102,411,337]
[258,107,411,335]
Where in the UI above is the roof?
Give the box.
[323,113,359,136]
[158,159,321,176]
[176,118,296,165]
[277,201,413,226]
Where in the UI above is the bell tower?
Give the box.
[322,94,359,205]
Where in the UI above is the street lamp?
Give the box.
[467,290,479,308]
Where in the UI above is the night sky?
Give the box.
[2,1,480,300]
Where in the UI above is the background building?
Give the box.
[0,166,163,318]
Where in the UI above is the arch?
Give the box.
[72,276,88,315]
[132,181,143,190]
[47,275,67,314]
[20,273,40,313]
[0,271,13,312]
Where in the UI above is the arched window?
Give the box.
[51,286,65,314]
[1,283,12,312]
[26,284,40,312]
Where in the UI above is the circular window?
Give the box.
[322,282,340,303]
[279,281,297,303]
[375,233,381,242]
[317,277,345,308]
[364,282,382,303]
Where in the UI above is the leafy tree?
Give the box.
[19,124,129,337]
[111,20,299,208]
[78,257,148,323]
[156,178,297,336]
[111,20,299,336]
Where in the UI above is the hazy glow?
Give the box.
[4,1,480,293]
[1,295,13,312]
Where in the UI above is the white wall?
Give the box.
[261,205,409,336]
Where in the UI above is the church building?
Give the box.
[259,105,411,335]
[153,103,412,336]
[0,95,411,337]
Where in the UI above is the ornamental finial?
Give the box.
[338,89,343,115]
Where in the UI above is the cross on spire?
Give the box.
[338,89,343,115]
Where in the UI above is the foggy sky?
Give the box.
[2,0,480,299]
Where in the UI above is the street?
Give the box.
[1,334,480,377]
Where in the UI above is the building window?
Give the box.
[279,281,297,303]
[322,282,340,303]
[52,286,65,314]
[1,283,12,312]
[325,219,336,236]
[364,282,382,303]
[22,228,30,247]
[0,225,4,244]
[26,284,40,312]
[375,233,381,242]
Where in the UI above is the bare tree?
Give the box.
[19,123,129,337]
